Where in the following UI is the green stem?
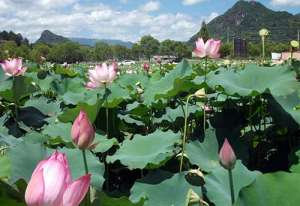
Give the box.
[228,169,235,205]
[82,150,90,206]
[12,77,18,121]
[203,103,206,136]
[204,57,208,82]
[104,84,109,137]
[179,95,194,172]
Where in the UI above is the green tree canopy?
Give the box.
[140,35,160,61]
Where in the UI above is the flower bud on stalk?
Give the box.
[71,110,95,150]
[219,138,236,170]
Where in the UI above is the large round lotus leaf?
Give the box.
[143,60,195,105]
[92,133,119,153]
[42,121,73,143]
[59,101,102,123]
[269,92,300,126]
[107,130,181,169]
[185,129,219,172]
[8,142,48,183]
[207,64,299,97]
[235,172,300,206]
[60,148,105,190]
[22,97,61,117]
[7,142,105,189]
[205,161,260,206]
[105,83,131,108]
[94,192,143,206]
[130,171,199,206]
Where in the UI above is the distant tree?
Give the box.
[48,42,86,63]
[140,35,160,61]
[0,41,30,60]
[159,39,175,55]
[94,42,113,62]
[199,21,210,42]
[131,43,142,60]
[30,43,51,63]
[112,45,131,61]
[220,43,232,57]
[173,42,192,60]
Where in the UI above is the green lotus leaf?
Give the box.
[107,130,181,169]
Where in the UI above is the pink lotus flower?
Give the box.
[143,63,150,72]
[194,38,221,59]
[0,58,27,76]
[86,63,117,89]
[219,138,236,170]
[25,151,91,206]
[71,110,95,150]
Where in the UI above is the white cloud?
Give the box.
[141,1,160,12]
[182,0,207,6]
[271,0,300,6]
[0,0,218,42]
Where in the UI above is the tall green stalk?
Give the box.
[204,57,208,82]
[82,150,90,206]
[104,84,109,137]
[228,169,235,205]
[12,77,18,121]
[179,94,194,172]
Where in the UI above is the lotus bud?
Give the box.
[194,88,206,98]
[71,110,95,149]
[143,63,150,72]
[291,40,299,48]
[25,151,91,206]
[219,138,236,170]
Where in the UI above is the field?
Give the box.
[1,57,300,206]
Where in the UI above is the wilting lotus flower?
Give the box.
[193,38,221,59]
[71,110,95,150]
[219,138,236,170]
[0,58,27,76]
[143,63,150,72]
[25,151,91,206]
[86,63,117,89]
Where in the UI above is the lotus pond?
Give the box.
[1,58,300,206]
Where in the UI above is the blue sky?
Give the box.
[0,0,299,42]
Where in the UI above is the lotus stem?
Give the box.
[204,57,208,82]
[82,150,90,206]
[228,169,235,205]
[12,77,19,121]
[179,94,194,172]
[104,83,109,137]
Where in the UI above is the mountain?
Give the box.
[70,37,133,48]
[36,30,69,44]
[36,30,133,48]
[190,0,300,43]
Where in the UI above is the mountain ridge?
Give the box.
[36,30,133,48]
[190,0,300,43]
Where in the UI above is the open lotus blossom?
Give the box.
[71,110,95,150]
[86,62,117,89]
[25,151,91,206]
[193,38,221,59]
[219,138,236,170]
[0,58,27,76]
